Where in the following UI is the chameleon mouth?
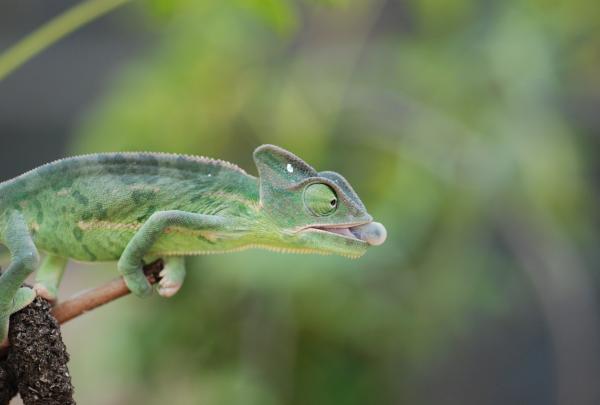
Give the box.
[302,221,387,246]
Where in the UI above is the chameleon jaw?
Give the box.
[302,226,367,245]
[296,221,370,244]
[299,221,387,247]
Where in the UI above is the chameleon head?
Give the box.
[253,145,387,259]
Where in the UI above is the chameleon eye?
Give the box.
[304,183,338,216]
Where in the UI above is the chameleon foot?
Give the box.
[157,256,186,298]
[157,276,182,298]
[33,282,58,303]
[122,268,153,298]
[11,287,37,313]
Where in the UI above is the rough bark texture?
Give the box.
[0,260,164,404]
[0,360,17,404]
[0,298,74,404]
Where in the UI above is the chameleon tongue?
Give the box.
[316,222,387,246]
[322,227,356,239]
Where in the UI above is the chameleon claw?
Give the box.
[157,285,180,298]
[157,274,182,298]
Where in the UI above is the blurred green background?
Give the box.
[1,0,600,404]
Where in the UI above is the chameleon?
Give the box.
[0,144,386,343]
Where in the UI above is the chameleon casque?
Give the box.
[0,144,386,343]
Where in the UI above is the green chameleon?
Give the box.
[0,144,386,343]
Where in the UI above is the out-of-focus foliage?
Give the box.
[70,0,600,403]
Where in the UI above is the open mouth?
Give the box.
[301,221,387,247]
[309,225,365,241]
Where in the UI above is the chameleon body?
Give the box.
[0,145,386,343]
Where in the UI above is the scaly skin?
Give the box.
[0,145,386,343]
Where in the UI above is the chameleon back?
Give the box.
[0,153,259,261]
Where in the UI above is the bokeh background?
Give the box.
[1,0,600,404]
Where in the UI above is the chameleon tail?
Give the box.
[0,210,39,344]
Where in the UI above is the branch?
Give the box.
[52,259,164,324]
[0,259,164,358]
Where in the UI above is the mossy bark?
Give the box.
[0,298,74,404]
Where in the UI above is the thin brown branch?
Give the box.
[52,259,164,324]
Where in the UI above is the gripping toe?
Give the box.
[157,277,183,298]
[156,257,186,298]
[34,282,58,303]
[123,273,153,298]
[12,287,36,313]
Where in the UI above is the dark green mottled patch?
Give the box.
[136,205,157,223]
[61,206,67,214]
[44,245,59,254]
[190,191,216,204]
[72,190,89,206]
[38,162,76,191]
[95,203,108,220]
[81,211,93,221]
[140,154,160,175]
[131,189,156,205]
[16,191,28,200]
[49,175,74,191]
[176,155,188,166]
[31,198,42,210]
[100,153,128,175]
[32,198,44,223]
[82,244,97,261]
[46,243,57,253]
[72,226,83,241]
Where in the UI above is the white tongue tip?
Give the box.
[350,222,387,246]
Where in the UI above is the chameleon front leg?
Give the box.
[0,211,40,344]
[34,254,68,302]
[118,211,225,297]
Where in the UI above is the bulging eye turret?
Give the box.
[304,183,337,216]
